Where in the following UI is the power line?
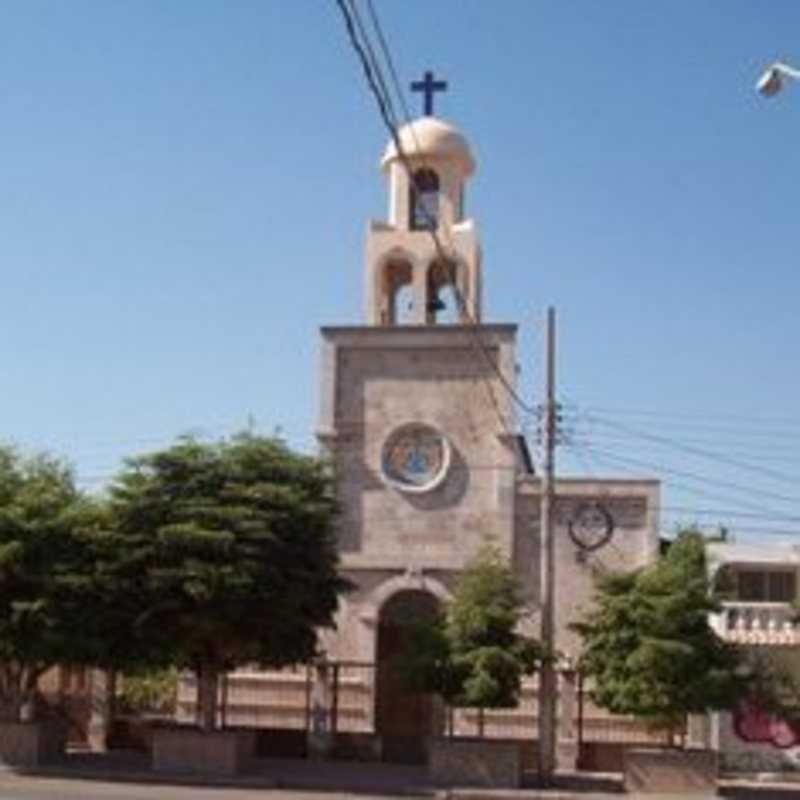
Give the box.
[578,413,800,486]
[556,411,800,446]
[659,520,800,539]
[563,409,800,440]
[334,0,398,137]
[656,505,800,523]
[578,404,800,428]
[559,440,789,532]
[566,432,800,463]
[568,443,794,517]
[344,0,398,129]
[364,0,413,123]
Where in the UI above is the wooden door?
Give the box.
[376,590,440,763]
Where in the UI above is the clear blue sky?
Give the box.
[2,1,800,542]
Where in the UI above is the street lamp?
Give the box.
[756,62,800,97]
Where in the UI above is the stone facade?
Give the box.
[313,113,661,757]
[532,480,659,657]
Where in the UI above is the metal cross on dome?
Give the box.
[411,70,447,116]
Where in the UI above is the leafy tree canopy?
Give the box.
[108,433,349,729]
[403,543,541,709]
[0,445,102,720]
[573,529,750,737]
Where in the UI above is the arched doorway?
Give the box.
[426,259,461,325]
[376,589,442,763]
[380,258,414,325]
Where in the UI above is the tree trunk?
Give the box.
[0,664,23,722]
[20,667,42,723]
[196,664,219,732]
[666,724,678,749]
[88,669,116,751]
[1,689,24,723]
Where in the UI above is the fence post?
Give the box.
[558,668,578,770]
[577,670,584,753]
[219,672,228,729]
[307,660,335,759]
[304,663,312,736]
[331,663,340,735]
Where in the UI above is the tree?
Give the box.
[573,529,750,743]
[0,445,101,721]
[117,666,178,715]
[402,544,541,716]
[109,433,348,731]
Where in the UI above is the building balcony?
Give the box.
[710,602,800,646]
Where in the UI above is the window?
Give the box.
[769,571,796,602]
[736,570,796,602]
[410,168,439,230]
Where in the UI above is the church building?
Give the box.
[312,92,661,761]
[163,82,664,770]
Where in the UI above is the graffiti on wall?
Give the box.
[734,700,800,749]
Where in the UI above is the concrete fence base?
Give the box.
[624,747,717,794]
[0,720,67,767]
[152,727,256,776]
[429,738,522,788]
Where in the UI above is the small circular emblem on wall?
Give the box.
[381,423,451,493]
[568,501,615,552]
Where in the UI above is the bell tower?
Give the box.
[317,91,520,674]
[365,116,482,326]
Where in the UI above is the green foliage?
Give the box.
[108,433,349,728]
[118,667,178,715]
[573,529,750,737]
[0,444,103,719]
[403,544,541,709]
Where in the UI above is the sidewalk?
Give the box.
[11,751,435,795]
[5,750,800,799]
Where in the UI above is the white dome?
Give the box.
[381,117,475,176]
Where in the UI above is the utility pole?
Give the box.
[537,306,558,785]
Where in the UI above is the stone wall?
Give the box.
[515,480,659,658]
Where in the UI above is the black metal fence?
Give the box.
[175,663,674,747]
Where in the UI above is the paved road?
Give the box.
[0,775,405,800]
[0,774,726,800]
[0,759,794,800]
[3,774,799,800]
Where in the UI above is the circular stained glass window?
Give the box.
[381,423,451,493]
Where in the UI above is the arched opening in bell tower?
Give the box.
[426,259,461,325]
[375,589,442,763]
[380,258,414,325]
[409,168,440,231]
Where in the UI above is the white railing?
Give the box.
[710,602,799,641]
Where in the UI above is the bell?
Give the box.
[426,296,446,313]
